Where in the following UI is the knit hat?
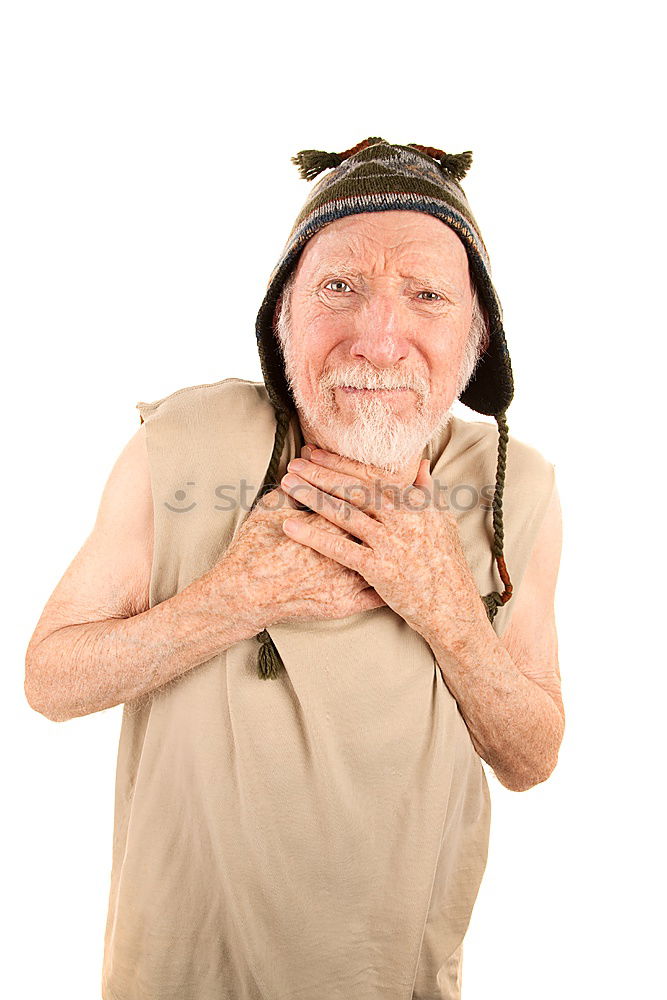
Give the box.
[252,137,514,680]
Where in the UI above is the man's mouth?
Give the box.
[338,386,411,395]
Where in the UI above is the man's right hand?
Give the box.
[216,486,386,632]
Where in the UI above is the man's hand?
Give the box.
[279,445,565,791]
[219,485,386,632]
[278,446,488,645]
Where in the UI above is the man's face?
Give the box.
[275,210,476,475]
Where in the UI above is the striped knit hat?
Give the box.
[252,136,514,680]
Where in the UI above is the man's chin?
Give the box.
[294,388,448,464]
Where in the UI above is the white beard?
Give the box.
[280,342,454,475]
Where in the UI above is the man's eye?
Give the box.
[417,290,441,301]
[324,280,351,293]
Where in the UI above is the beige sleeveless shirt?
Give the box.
[101,377,555,1000]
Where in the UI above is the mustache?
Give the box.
[319,367,429,396]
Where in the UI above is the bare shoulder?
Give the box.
[94,422,153,543]
[498,472,564,719]
[27,425,154,654]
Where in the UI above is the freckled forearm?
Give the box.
[24,567,263,722]
[417,617,564,791]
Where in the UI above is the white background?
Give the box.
[3,1,665,997]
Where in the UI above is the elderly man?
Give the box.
[25,137,564,1000]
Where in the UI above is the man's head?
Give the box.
[274,210,489,473]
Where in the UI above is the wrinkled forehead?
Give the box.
[295,210,472,291]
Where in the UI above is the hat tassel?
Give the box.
[256,629,283,680]
[407,144,473,181]
[291,137,387,181]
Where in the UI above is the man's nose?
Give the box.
[347,294,410,368]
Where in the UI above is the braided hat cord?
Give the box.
[251,407,292,679]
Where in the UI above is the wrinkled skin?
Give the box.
[219,485,386,630]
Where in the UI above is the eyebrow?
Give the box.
[312,258,464,297]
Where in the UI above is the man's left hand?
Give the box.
[278,446,488,644]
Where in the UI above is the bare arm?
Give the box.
[422,476,564,792]
[24,424,262,723]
